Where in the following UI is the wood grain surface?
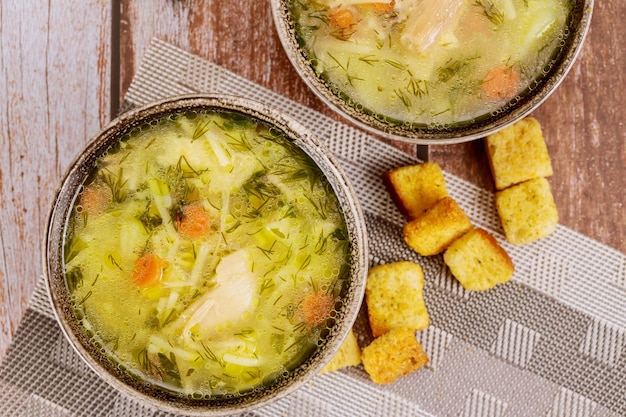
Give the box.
[0,0,623,361]
[0,0,112,360]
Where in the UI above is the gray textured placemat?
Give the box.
[1,38,625,417]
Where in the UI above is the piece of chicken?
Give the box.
[400,0,469,53]
[181,250,256,338]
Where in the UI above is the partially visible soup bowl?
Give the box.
[45,94,368,415]
[271,0,593,144]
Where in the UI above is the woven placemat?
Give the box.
[1,38,625,417]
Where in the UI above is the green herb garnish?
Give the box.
[474,0,505,25]
[100,167,128,203]
[192,119,212,142]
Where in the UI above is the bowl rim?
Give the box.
[43,93,369,416]
[270,0,594,144]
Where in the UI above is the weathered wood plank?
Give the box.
[119,2,327,111]
[0,0,111,359]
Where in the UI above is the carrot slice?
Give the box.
[360,1,395,14]
[483,66,521,100]
[175,203,212,240]
[328,7,361,39]
[301,291,334,328]
[133,254,166,288]
[329,7,359,30]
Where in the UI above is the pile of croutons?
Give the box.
[322,261,430,385]
[321,117,558,384]
[386,160,515,291]
[486,117,559,245]
[387,116,558,290]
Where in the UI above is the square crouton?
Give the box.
[383,162,449,220]
[495,177,559,245]
[443,228,514,291]
[485,117,553,190]
[366,261,429,337]
[361,327,429,385]
[321,328,361,373]
[403,196,473,256]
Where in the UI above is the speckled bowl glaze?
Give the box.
[271,0,593,144]
[44,94,368,416]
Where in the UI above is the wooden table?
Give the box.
[1,0,623,361]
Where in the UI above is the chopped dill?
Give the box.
[65,237,86,265]
[137,348,153,374]
[260,277,276,295]
[138,202,162,232]
[431,108,451,117]
[299,235,309,251]
[118,151,131,164]
[277,246,293,266]
[297,254,312,273]
[243,173,281,201]
[225,219,241,233]
[280,205,297,219]
[327,53,363,86]
[270,165,308,184]
[161,309,176,327]
[283,335,305,353]
[257,240,277,260]
[191,119,212,142]
[78,290,92,305]
[200,341,224,367]
[273,294,283,306]
[302,193,327,220]
[226,131,252,152]
[100,167,128,203]
[144,137,157,149]
[474,0,504,25]
[406,78,428,98]
[235,329,254,338]
[315,232,329,255]
[158,352,181,384]
[176,155,200,178]
[358,55,379,66]
[384,59,407,71]
[107,254,123,271]
[437,58,478,83]
[293,321,307,333]
[394,88,412,110]
[264,265,277,278]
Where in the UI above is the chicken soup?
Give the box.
[289,0,572,126]
[63,109,351,398]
